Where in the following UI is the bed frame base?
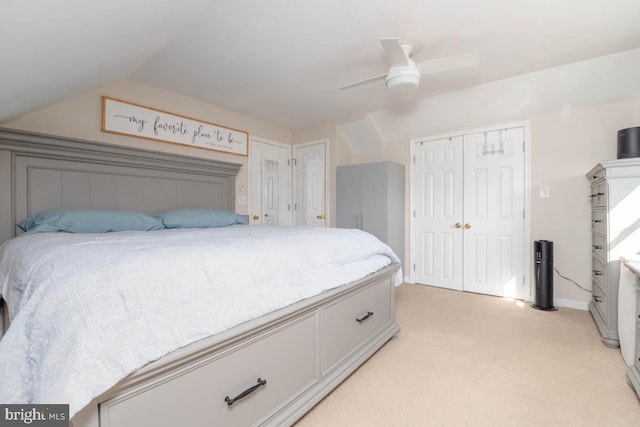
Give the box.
[72,264,400,427]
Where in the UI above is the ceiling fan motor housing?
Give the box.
[385,64,421,93]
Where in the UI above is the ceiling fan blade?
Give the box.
[380,38,409,67]
[338,73,387,90]
[417,53,480,75]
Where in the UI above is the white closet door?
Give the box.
[294,141,326,227]
[412,126,526,299]
[250,139,291,226]
[412,137,464,290]
[462,128,525,297]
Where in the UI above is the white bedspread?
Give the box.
[0,226,400,417]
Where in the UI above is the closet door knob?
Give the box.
[455,223,462,229]
[464,223,472,229]
[252,215,259,220]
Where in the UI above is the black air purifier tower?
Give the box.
[532,240,557,311]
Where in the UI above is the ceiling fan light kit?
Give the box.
[385,66,421,93]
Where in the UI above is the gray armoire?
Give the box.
[336,161,405,265]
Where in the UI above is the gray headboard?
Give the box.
[0,128,242,243]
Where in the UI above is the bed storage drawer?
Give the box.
[321,277,392,373]
[100,315,318,427]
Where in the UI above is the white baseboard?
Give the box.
[553,298,589,311]
[404,280,590,311]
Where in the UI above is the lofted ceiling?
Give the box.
[2,0,640,130]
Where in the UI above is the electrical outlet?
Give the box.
[539,185,550,199]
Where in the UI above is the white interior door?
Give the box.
[463,128,525,297]
[294,141,327,227]
[250,139,291,226]
[412,137,464,290]
[412,125,527,299]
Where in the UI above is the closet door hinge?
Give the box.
[413,264,416,271]
[413,155,416,164]
[413,209,416,218]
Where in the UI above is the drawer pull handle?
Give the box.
[593,270,603,276]
[592,245,602,250]
[225,378,267,406]
[593,295,603,303]
[356,311,374,323]
[597,192,604,196]
[592,220,602,223]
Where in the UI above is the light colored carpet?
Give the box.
[296,283,640,427]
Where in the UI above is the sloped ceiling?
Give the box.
[2,0,640,131]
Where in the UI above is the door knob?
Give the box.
[464,223,471,229]
[264,213,269,217]
[316,214,326,220]
[252,215,259,220]
[455,223,462,229]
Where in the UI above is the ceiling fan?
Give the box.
[339,38,480,93]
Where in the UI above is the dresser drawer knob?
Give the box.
[593,295,603,303]
[356,311,374,323]
[592,245,602,250]
[225,378,267,406]
[593,270,603,276]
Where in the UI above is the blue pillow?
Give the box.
[156,208,247,229]
[17,209,164,234]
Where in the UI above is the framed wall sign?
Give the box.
[101,96,249,156]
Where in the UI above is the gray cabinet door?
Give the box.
[360,162,389,241]
[336,165,362,229]
[336,162,404,266]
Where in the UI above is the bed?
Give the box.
[0,128,401,427]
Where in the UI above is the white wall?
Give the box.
[0,79,293,214]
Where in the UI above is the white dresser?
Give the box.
[624,261,640,399]
[587,159,640,347]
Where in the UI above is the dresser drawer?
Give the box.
[592,279,607,321]
[588,168,605,184]
[591,234,606,260]
[321,277,392,374]
[590,182,607,207]
[101,315,318,427]
[636,324,640,370]
[636,285,640,327]
[591,210,606,235]
[592,256,607,287]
